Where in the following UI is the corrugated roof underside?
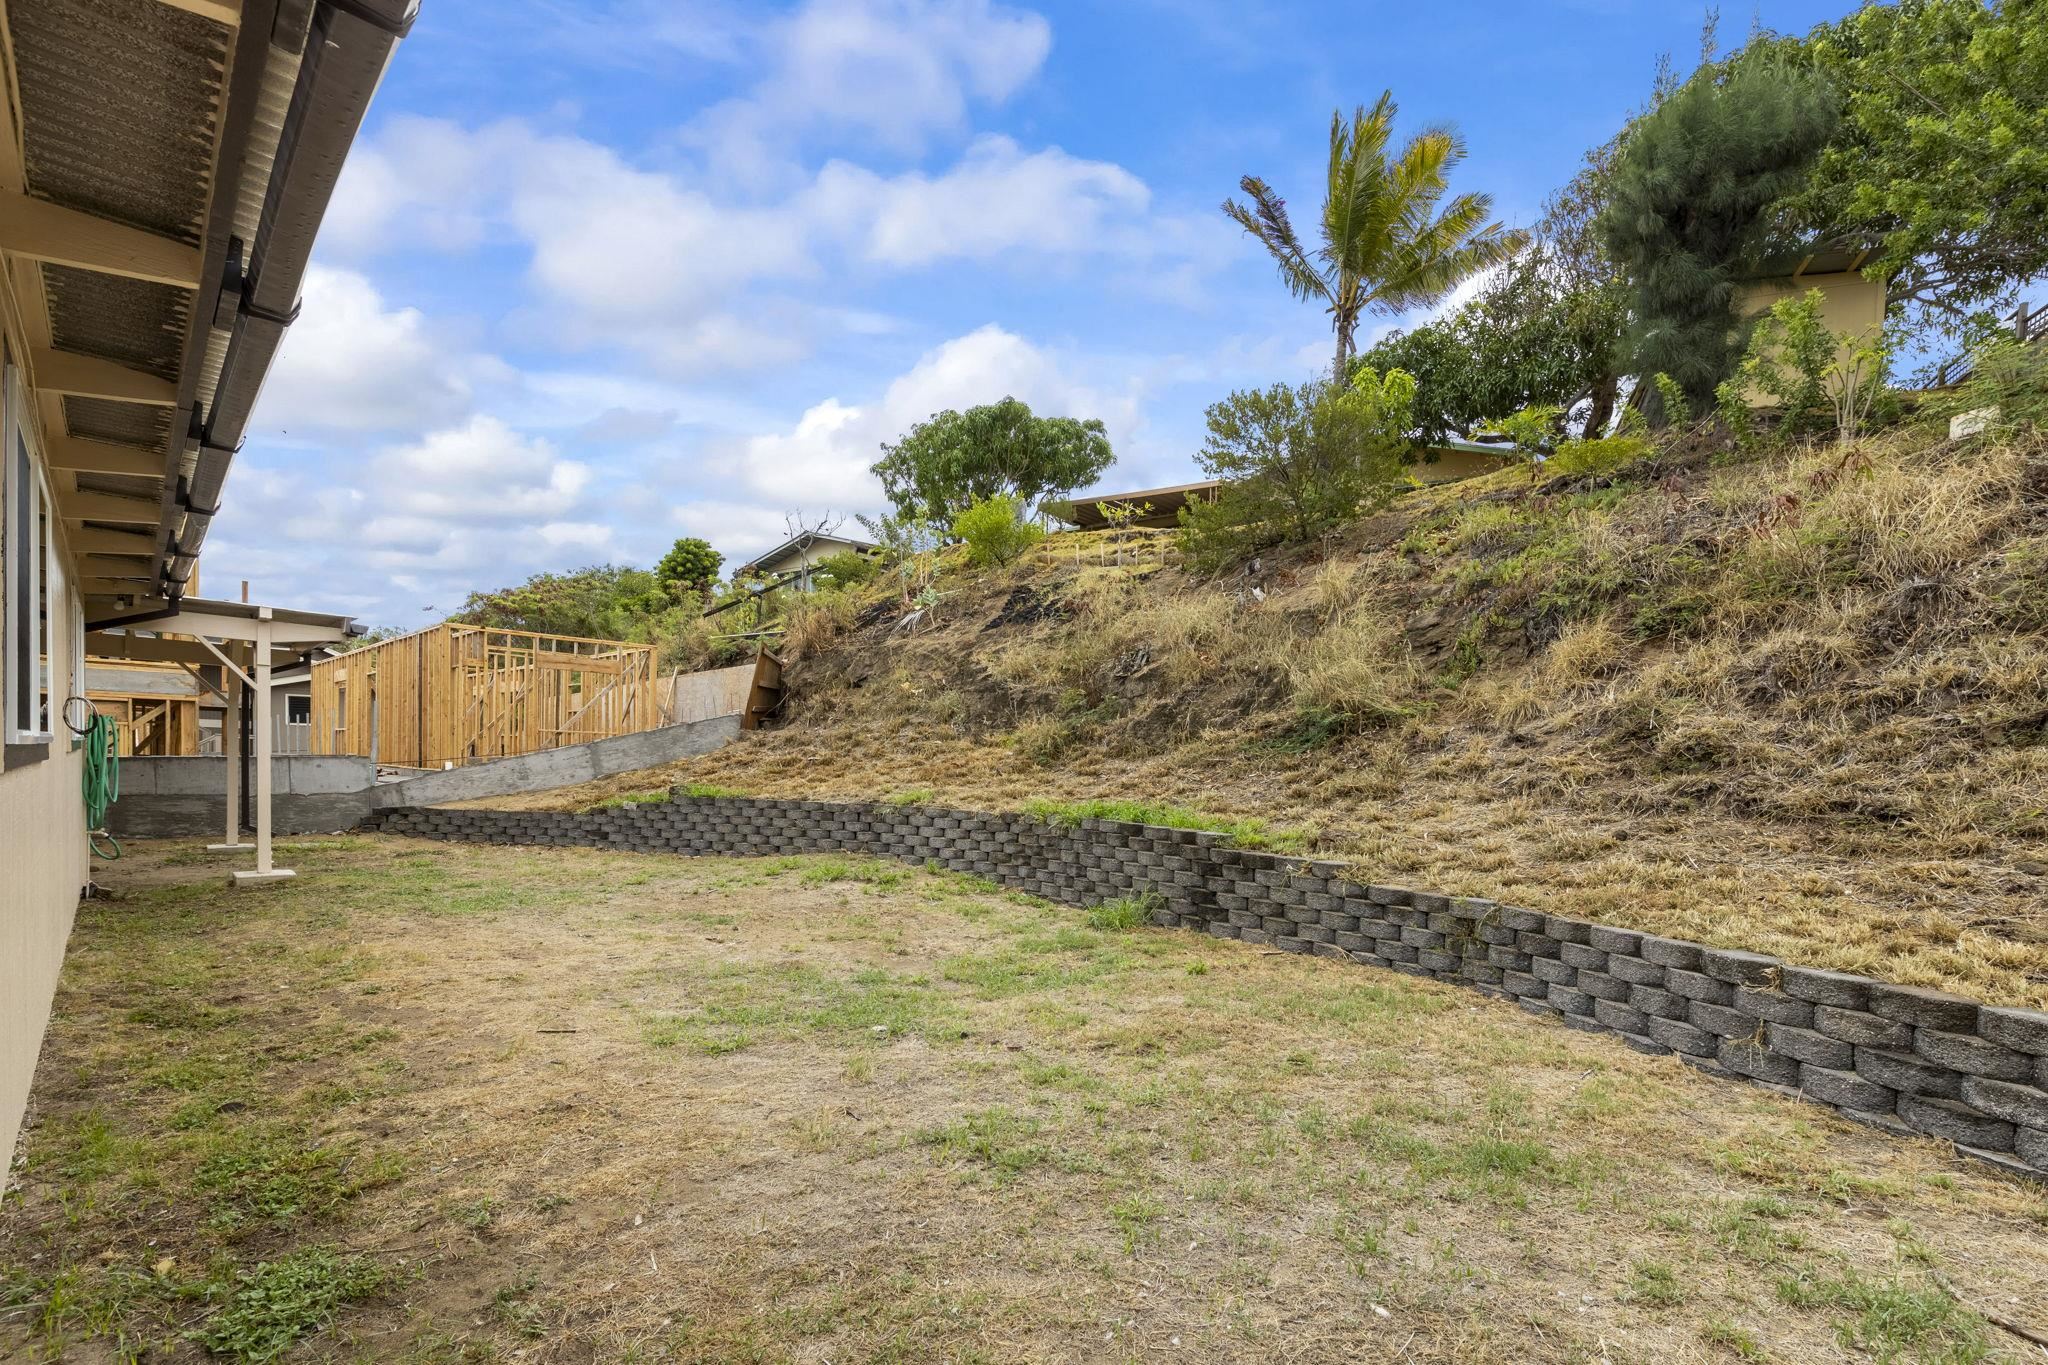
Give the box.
[76,472,162,499]
[42,265,190,380]
[9,0,224,244]
[194,29,302,420]
[65,395,173,450]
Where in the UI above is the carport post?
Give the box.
[222,678,242,845]
[207,660,249,853]
[232,613,295,885]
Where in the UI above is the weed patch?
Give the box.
[917,1108,1049,1185]
[1775,1268,1993,1362]
[192,1248,383,1362]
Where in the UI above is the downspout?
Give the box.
[168,0,416,598]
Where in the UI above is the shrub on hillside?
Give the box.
[1932,338,2048,437]
[1550,434,1652,477]
[813,549,881,589]
[858,510,947,603]
[783,587,859,658]
[1287,603,1418,731]
[953,493,1046,568]
[1717,288,1891,445]
[1179,368,1416,571]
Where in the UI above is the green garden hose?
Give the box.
[66,698,120,860]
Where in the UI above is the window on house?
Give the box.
[286,694,310,724]
[4,369,54,748]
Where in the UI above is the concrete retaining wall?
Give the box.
[106,715,741,837]
[372,715,740,808]
[665,663,754,724]
[364,793,2048,1182]
[110,756,380,838]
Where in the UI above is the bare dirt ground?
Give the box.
[4,836,2047,1363]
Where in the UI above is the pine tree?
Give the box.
[1599,55,1838,411]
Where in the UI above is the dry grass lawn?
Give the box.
[6,836,2048,1363]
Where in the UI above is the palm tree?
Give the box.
[1225,92,1530,383]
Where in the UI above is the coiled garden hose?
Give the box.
[64,697,120,860]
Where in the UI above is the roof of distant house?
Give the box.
[1737,242,1882,281]
[735,530,881,578]
[1045,481,1225,531]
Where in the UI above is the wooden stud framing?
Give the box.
[86,692,201,755]
[309,624,659,769]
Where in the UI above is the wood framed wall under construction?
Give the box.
[308,625,658,770]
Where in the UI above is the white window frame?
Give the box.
[3,364,55,747]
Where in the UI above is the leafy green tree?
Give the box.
[1598,54,1838,412]
[1788,0,2048,343]
[1179,368,1416,569]
[1359,240,1628,445]
[812,549,880,589]
[654,536,722,598]
[872,396,1114,524]
[451,565,670,640]
[1224,92,1528,383]
[1484,404,1565,479]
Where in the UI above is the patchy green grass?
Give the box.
[1775,1268,1995,1363]
[676,782,745,798]
[916,1108,1051,1185]
[1018,797,1308,852]
[586,788,672,810]
[1085,892,1159,931]
[5,836,2043,1364]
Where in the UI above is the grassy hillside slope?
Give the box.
[497,427,2048,1006]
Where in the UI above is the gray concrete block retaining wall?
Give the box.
[362,793,2048,1181]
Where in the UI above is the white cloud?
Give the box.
[685,0,1052,178]
[370,416,590,524]
[507,134,813,327]
[670,499,817,562]
[320,82,1217,379]
[259,267,478,433]
[813,136,1149,266]
[323,117,512,258]
[728,323,1140,509]
[536,521,617,550]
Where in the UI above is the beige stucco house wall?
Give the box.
[0,563,89,1170]
[1731,268,1888,405]
[1410,443,1513,485]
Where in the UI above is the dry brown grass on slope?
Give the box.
[481,425,2048,1006]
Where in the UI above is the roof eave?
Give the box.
[155,0,415,600]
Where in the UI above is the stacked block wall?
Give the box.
[363,795,2048,1179]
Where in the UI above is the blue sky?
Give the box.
[208,0,1856,627]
